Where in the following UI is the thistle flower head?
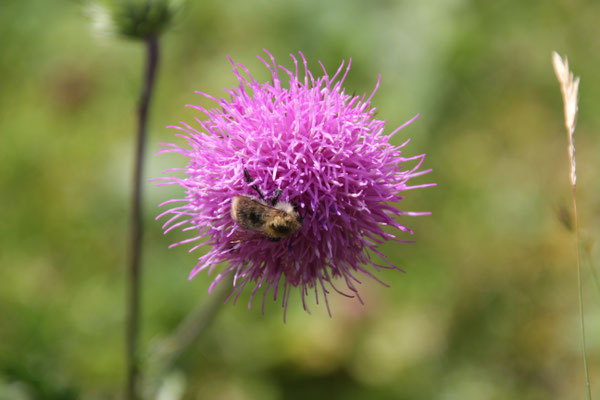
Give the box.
[157,51,433,317]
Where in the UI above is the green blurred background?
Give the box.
[2,0,600,399]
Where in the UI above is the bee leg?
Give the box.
[287,239,293,256]
[271,189,283,206]
[268,237,281,242]
[244,168,266,201]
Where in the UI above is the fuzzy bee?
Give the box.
[231,169,303,241]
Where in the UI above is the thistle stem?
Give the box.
[126,35,159,400]
[145,279,232,397]
[156,281,230,367]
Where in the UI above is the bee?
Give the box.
[231,169,303,241]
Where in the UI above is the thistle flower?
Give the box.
[157,51,433,317]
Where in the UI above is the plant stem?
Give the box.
[126,35,159,400]
[145,278,232,397]
[572,184,592,400]
[161,279,231,366]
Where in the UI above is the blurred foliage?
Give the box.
[1,0,600,399]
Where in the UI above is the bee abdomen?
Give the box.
[238,208,266,229]
[232,195,268,230]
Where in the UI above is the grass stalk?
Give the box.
[552,51,591,400]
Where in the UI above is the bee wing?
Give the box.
[233,195,278,210]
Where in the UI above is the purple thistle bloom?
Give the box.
[156,51,433,318]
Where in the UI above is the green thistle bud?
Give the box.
[88,0,181,40]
